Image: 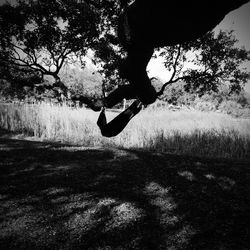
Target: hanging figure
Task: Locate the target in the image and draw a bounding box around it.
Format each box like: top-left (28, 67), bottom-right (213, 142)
top-left (74, 0), bottom-right (249, 137)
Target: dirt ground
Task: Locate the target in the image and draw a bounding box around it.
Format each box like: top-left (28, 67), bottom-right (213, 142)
top-left (0, 130), bottom-right (250, 250)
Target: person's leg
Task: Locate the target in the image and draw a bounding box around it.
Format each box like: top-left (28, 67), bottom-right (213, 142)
top-left (105, 84), bottom-right (137, 108)
top-left (72, 84), bottom-right (137, 111)
top-left (119, 46), bottom-right (157, 105)
top-left (97, 100), bottom-right (142, 137)
top-left (86, 84), bottom-right (137, 111)
top-left (97, 107), bottom-right (107, 128)
top-left (73, 47), bottom-right (156, 111)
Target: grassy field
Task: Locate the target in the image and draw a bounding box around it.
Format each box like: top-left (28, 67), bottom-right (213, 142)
top-left (0, 102), bottom-right (250, 159)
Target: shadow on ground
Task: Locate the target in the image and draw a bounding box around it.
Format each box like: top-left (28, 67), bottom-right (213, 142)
top-left (0, 131), bottom-right (249, 249)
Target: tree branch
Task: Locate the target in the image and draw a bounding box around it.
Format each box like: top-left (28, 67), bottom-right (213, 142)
top-left (157, 45), bottom-right (183, 97)
top-left (157, 76), bottom-right (186, 97)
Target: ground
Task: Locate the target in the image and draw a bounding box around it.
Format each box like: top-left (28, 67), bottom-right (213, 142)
top-left (0, 130), bottom-right (250, 250)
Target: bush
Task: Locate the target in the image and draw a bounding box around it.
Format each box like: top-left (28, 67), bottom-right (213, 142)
top-left (194, 100), bottom-right (217, 111)
top-left (218, 100), bottom-right (243, 117)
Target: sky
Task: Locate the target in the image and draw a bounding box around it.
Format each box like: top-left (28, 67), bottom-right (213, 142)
top-left (148, 2), bottom-right (250, 91)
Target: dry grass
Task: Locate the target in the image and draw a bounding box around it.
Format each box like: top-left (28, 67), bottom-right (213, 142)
top-left (0, 102), bottom-right (249, 159)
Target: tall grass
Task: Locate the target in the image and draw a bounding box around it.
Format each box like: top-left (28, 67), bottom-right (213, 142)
top-left (0, 102), bottom-right (250, 159)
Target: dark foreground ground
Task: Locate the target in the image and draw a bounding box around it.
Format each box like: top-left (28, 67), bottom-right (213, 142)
top-left (0, 130), bottom-right (250, 250)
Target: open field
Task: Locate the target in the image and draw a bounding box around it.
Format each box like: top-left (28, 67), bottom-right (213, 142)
top-left (0, 129), bottom-right (249, 249)
top-left (0, 102), bottom-right (250, 159)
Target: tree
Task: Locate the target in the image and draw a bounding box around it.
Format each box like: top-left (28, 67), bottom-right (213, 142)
top-left (0, 0), bottom-right (99, 92)
top-left (156, 43), bottom-right (191, 97)
top-left (0, 58), bottom-right (43, 100)
top-left (158, 30), bottom-right (250, 97)
top-left (89, 0), bottom-right (125, 97)
top-left (0, 0), bottom-right (126, 100)
top-left (59, 63), bottom-right (103, 98)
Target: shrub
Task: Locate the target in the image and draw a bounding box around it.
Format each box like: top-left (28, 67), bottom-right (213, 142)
top-left (218, 100), bottom-right (243, 117)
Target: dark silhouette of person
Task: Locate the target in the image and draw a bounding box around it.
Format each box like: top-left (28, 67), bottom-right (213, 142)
top-left (76, 0), bottom-right (249, 137)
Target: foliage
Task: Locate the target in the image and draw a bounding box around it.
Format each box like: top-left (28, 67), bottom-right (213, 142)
top-left (184, 30), bottom-right (249, 94)
top-left (93, 40), bottom-right (126, 95)
top-left (92, 19), bottom-right (249, 100)
top-left (0, 0), bottom-right (99, 84)
top-left (59, 64), bottom-right (103, 98)
top-left (159, 81), bottom-right (195, 105)
top-left (0, 0), bottom-right (126, 99)
top-left (0, 1), bottom-right (249, 104)
top-left (156, 44), bottom-right (191, 96)
top-left (155, 76), bottom-right (250, 117)
top-left (0, 61), bottom-right (42, 99)
top-left (152, 30), bottom-right (250, 98)
top-left (86, 0), bottom-right (131, 94)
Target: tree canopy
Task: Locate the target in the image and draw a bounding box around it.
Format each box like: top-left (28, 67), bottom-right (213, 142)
top-left (0, 0), bottom-right (99, 83)
top-left (157, 30), bottom-right (249, 97)
top-left (0, 0), bottom-right (249, 103)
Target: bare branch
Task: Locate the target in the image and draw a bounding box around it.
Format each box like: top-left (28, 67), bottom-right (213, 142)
top-left (169, 45), bottom-right (182, 81)
top-left (13, 49), bottom-right (21, 60)
top-left (47, 46), bottom-right (59, 68)
top-left (56, 55), bottom-right (67, 74)
top-left (8, 42), bottom-right (36, 66)
top-left (157, 45), bottom-right (183, 97)
top-left (157, 76), bottom-right (186, 97)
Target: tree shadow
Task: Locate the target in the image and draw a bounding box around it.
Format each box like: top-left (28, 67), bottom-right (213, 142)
top-left (0, 135), bottom-right (249, 249)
